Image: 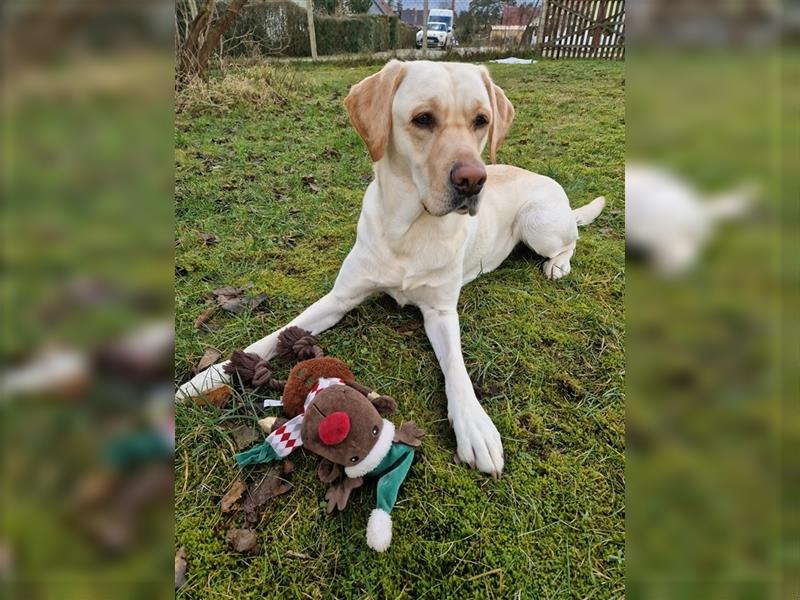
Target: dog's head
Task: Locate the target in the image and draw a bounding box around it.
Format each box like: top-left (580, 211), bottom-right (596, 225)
top-left (344, 60), bottom-right (515, 217)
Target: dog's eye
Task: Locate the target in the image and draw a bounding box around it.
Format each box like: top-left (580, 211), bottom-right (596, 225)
top-left (372, 426), bottom-right (379, 436)
top-left (474, 115), bottom-right (489, 128)
top-left (350, 456), bottom-right (359, 463)
top-left (412, 113), bottom-right (434, 128)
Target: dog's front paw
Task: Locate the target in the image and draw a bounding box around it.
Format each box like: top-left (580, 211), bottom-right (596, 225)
top-left (544, 255), bottom-right (572, 280)
top-left (176, 362), bottom-right (231, 401)
top-left (450, 401), bottom-right (504, 477)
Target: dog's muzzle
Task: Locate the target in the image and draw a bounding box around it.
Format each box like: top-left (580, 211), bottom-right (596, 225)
top-left (452, 195), bottom-right (481, 216)
top-left (448, 160), bottom-right (486, 216)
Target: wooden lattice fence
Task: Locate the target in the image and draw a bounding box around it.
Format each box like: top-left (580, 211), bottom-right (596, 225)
top-left (536, 0), bottom-right (625, 59)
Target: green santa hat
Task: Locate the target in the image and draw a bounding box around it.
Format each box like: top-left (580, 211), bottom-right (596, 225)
top-left (343, 421), bottom-right (416, 552)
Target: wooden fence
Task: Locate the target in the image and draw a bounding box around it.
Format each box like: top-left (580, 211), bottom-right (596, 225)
top-left (536, 0), bottom-right (625, 59)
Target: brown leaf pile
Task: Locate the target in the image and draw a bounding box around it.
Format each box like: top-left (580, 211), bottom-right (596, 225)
top-left (217, 461), bottom-right (293, 533)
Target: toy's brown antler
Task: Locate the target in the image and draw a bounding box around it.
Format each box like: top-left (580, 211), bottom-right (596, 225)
top-left (394, 422), bottom-right (424, 448)
top-left (224, 351), bottom-right (286, 390)
top-left (275, 326), bottom-right (324, 362)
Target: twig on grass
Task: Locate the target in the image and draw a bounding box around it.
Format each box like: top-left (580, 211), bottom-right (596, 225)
top-left (466, 567), bottom-right (503, 581)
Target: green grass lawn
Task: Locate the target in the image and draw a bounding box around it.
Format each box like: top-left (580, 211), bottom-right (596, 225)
top-left (175, 58), bottom-right (625, 599)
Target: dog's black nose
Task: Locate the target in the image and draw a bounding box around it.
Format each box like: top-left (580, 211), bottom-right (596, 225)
top-left (450, 161), bottom-right (487, 197)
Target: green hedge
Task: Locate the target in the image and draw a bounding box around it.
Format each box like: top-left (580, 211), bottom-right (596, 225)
top-left (224, 1), bottom-right (416, 57)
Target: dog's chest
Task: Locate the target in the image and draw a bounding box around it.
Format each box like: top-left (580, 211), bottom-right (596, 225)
top-left (369, 234), bottom-right (465, 306)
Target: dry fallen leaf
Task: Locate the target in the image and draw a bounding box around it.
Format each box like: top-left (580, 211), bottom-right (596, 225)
top-left (209, 287), bottom-right (268, 314)
top-left (225, 528), bottom-right (258, 554)
top-left (189, 383), bottom-right (231, 408)
top-left (211, 286), bottom-right (243, 313)
top-left (230, 424), bottom-right (260, 450)
top-left (212, 286), bottom-right (240, 297)
top-left (194, 347), bottom-right (222, 374)
top-left (245, 293), bottom-right (268, 311)
top-left (242, 461), bottom-right (294, 524)
top-left (393, 320), bottom-right (423, 335)
top-left (302, 175), bottom-right (321, 193)
top-left (175, 547), bottom-right (187, 589)
top-left (220, 479), bottom-right (247, 513)
top-left (194, 306), bottom-right (216, 329)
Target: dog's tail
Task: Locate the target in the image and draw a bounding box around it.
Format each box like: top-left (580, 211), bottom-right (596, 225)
top-left (573, 196), bottom-right (606, 226)
top-left (704, 184), bottom-right (755, 222)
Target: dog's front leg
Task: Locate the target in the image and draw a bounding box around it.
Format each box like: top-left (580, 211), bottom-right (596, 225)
top-left (421, 305), bottom-right (504, 476)
top-left (177, 281), bottom-right (372, 401)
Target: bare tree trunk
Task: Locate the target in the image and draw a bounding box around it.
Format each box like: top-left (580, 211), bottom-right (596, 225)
top-left (177, 0), bottom-right (216, 84)
top-left (178, 0), bottom-right (250, 85)
top-left (196, 0), bottom-right (248, 75)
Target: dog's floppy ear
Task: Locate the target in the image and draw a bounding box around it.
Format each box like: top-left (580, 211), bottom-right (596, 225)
top-left (480, 67), bottom-right (515, 164)
top-left (344, 60), bottom-right (406, 163)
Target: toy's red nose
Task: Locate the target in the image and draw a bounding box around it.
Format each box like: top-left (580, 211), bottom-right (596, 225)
top-left (318, 411), bottom-right (350, 445)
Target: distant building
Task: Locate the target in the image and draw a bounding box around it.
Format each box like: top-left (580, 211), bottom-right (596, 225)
top-left (399, 8), bottom-right (425, 27)
top-left (501, 4), bottom-right (539, 27)
top-left (489, 25), bottom-right (527, 44)
top-left (489, 4), bottom-right (540, 45)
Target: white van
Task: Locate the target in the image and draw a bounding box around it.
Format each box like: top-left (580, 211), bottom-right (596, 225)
top-left (428, 8), bottom-right (454, 34)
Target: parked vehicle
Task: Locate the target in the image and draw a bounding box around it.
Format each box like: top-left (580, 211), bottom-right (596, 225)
top-left (428, 8), bottom-right (454, 34)
top-left (415, 22), bottom-right (452, 49)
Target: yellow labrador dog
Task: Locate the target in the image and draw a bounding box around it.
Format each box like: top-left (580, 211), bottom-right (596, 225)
top-left (178, 60), bottom-right (605, 476)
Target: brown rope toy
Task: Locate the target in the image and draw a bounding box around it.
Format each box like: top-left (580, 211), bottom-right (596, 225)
top-left (223, 327), bottom-right (323, 391)
top-left (224, 327), bottom-right (359, 418)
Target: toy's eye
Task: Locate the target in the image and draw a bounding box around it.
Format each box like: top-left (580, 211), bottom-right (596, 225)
top-left (350, 456), bottom-right (359, 463)
top-left (372, 426), bottom-right (379, 436)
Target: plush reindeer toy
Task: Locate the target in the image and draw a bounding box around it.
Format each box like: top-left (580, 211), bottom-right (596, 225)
top-left (225, 327), bottom-right (423, 552)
